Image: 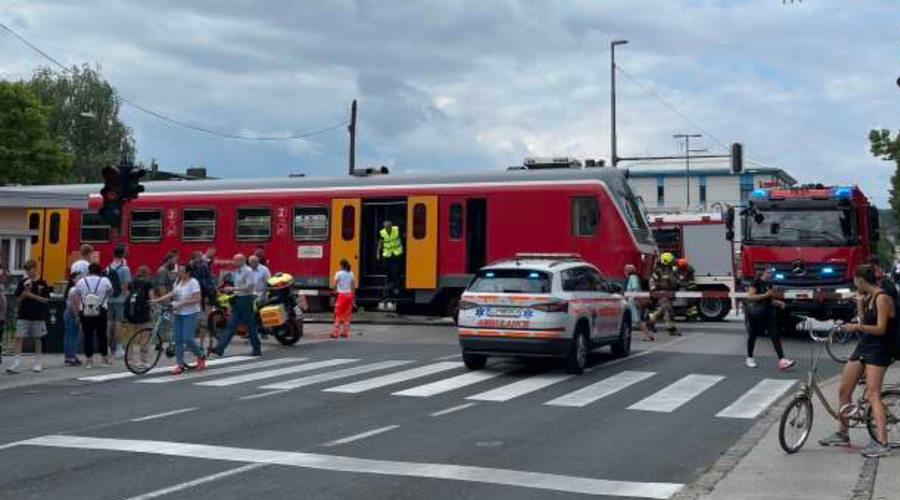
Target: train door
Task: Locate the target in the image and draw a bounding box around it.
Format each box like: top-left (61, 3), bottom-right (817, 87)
top-left (329, 199), bottom-right (361, 287)
top-left (25, 209), bottom-right (70, 285)
top-left (466, 198), bottom-right (487, 273)
top-left (405, 196), bottom-right (438, 289)
top-left (359, 199), bottom-right (407, 291)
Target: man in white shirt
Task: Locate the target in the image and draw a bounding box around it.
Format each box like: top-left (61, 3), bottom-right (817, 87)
top-left (247, 255), bottom-right (271, 299)
top-left (70, 244), bottom-right (94, 277)
top-left (212, 254), bottom-right (261, 357)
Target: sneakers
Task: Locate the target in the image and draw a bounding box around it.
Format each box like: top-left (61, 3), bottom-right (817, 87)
top-left (861, 440), bottom-right (892, 458)
top-left (746, 357), bottom-right (758, 368)
top-left (32, 364), bottom-right (42, 373)
top-left (196, 357), bottom-right (207, 371)
top-left (6, 361), bottom-right (20, 374)
top-left (778, 358), bottom-right (796, 371)
top-left (170, 365), bottom-right (185, 375)
top-left (819, 431), bottom-right (851, 447)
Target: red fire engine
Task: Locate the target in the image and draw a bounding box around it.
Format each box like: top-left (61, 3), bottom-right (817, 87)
top-left (21, 167), bottom-right (657, 316)
top-left (732, 185), bottom-right (880, 320)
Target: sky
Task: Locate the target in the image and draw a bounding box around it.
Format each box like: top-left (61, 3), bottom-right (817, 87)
top-left (0, 0), bottom-right (898, 205)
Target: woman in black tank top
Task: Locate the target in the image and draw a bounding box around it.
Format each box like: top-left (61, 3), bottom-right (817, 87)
top-left (820, 265), bottom-right (894, 457)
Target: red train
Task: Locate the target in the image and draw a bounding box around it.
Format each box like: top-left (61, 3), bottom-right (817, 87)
top-left (22, 168), bottom-right (657, 315)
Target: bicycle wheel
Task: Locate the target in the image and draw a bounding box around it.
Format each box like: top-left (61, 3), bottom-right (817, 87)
top-left (867, 389), bottom-right (900, 448)
top-left (826, 329), bottom-right (861, 364)
top-left (125, 328), bottom-right (162, 375)
top-left (779, 395), bottom-right (813, 453)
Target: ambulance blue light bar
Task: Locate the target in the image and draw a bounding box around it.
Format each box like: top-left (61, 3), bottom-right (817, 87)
top-left (832, 187), bottom-right (852, 198)
top-left (751, 189), bottom-right (768, 199)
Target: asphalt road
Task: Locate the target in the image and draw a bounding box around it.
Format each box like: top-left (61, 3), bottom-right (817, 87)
top-left (0, 320), bottom-right (839, 500)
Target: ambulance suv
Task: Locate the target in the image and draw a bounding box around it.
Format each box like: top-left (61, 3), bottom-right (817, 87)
top-left (457, 254), bottom-right (632, 374)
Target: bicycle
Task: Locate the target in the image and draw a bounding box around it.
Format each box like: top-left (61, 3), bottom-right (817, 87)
top-left (778, 316), bottom-right (900, 453)
top-left (124, 305), bottom-right (201, 375)
top-left (825, 324), bottom-right (862, 364)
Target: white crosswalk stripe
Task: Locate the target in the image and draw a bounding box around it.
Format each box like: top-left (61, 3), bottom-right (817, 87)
top-left (324, 362), bottom-right (463, 394)
top-left (628, 374), bottom-right (725, 413)
top-left (392, 368), bottom-right (511, 397)
top-left (137, 358), bottom-right (304, 384)
top-left (77, 356), bottom-right (254, 382)
top-left (716, 379), bottom-right (797, 419)
top-left (259, 360), bottom-right (414, 390)
top-left (467, 373), bottom-right (573, 402)
top-left (544, 371), bottom-right (657, 407)
top-left (196, 359), bottom-right (358, 387)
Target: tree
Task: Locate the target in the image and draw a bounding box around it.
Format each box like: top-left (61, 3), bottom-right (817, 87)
top-left (0, 81), bottom-right (73, 185)
top-left (870, 129), bottom-right (900, 222)
top-left (26, 64), bottom-right (135, 182)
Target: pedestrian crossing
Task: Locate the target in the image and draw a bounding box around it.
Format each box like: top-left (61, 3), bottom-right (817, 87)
top-left (88, 355), bottom-right (797, 420)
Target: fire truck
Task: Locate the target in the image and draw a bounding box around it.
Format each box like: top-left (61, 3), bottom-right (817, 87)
top-left (649, 211), bottom-right (735, 321)
top-left (732, 185), bottom-right (880, 320)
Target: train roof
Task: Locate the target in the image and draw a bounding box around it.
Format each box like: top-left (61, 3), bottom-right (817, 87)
top-left (2, 167), bottom-right (637, 198)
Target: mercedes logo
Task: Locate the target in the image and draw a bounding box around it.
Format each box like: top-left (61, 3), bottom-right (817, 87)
top-left (791, 260), bottom-right (806, 275)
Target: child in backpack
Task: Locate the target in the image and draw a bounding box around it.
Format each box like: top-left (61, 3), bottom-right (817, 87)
top-left (331, 259), bottom-right (355, 339)
top-left (72, 263), bottom-right (114, 368)
top-left (7, 260), bottom-right (50, 374)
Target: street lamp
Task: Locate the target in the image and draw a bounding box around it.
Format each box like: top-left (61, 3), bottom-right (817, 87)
top-left (673, 134), bottom-right (702, 208)
top-left (610, 39), bottom-right (628, 167)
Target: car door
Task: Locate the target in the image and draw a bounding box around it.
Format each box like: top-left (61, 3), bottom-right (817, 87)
top-left (562, 266), bottom-right (601, 341)
top-left (586, 267), bottom-right (622, 338)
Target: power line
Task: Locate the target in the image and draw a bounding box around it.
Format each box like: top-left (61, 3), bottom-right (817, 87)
top-left (0, 21), bottom-right (348, 141)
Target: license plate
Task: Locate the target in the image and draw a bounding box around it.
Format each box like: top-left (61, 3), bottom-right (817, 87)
top-left (786, 289), bottom-right (813, 299)
top-left (488, 307), bottom-right (521, 318)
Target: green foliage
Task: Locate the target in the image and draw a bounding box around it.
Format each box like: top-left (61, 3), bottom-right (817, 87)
top-left (0, 81), bottom-right (73, 185)
top-left (26, 64), bottom-right (135, 182)
top-left (870, 129), bottom-right (900, 224)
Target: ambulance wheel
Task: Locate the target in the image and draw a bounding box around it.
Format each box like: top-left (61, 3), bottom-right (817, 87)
top-left (565, 327), bottom-right (589, 375)
top-left (611, 316), bottom-right (632, 358)
top-left (462, 351), bottom-right (488, 370)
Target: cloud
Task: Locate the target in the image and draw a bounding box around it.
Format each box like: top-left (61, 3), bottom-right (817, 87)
top-left (0, 0), bottom-right (898, 205)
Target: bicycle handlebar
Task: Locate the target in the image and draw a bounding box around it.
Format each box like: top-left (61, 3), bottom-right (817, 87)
top-left (793, 315), bottom-right (844, 342)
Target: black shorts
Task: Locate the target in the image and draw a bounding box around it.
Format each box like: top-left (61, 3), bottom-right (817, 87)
top-left (849, 345), bottom-right (894, 367)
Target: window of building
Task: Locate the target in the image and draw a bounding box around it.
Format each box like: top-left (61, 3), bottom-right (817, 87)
top-left (341, 205), bottom-right (355, 241)
top-left (571, 197), bottom-right (599, 237)
top-left (130, 210), bottom-right (163, 242)
top-left (293, 206), bottom-right (329, 241)
top-left (699, 176), bottom-right (707, 206)
top-left (49, 213), bottom-right (61, 244)
top-left (236, 208), bottom-right (271, 240)
top-left (80, 212), bottom-right (110, 242)
top-left (0, 237), bottom-right (29, 274)
top-left (182, 208), bottom-right (216, 241)
top-left (657, 177), bottom-right (665, 207)
top-left (412, 203), bottom-right (427, 240)
top-left (449, 203), bottom-right (463, 240)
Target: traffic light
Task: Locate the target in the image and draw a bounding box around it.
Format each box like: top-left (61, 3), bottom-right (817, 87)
top-left (119, 163), bottom-right (147, 201)
top-left (731, 142), bottom-right (743, 174)
top-left (99, 166), bottom-right (123, 228)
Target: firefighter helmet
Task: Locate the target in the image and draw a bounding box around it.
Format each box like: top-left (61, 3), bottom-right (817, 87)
top-left (660, 252), bottom-right (675, 265)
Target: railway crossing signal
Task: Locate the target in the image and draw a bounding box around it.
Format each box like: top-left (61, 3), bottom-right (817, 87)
top-left (119, 163), bottom-right (147, 201)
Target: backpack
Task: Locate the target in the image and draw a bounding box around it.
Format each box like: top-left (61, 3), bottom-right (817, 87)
top-left (81, 277), bottom-right (105, 317)
top-left (125, 281), bottom-right (150, 324)
top-left (107, 263), bottom-right (125, 297)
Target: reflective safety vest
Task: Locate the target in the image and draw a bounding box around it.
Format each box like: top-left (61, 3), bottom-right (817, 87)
top-left (380, 226), bottom-right (403, 258)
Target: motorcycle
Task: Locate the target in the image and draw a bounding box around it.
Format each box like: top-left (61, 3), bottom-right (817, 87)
top-left (257, 272), bottom-right (304, 346)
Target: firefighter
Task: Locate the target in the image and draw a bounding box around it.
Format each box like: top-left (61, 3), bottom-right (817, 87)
top-left (377, 219), bottom-right (404, 299)
top-left (677, 258), bottom-right (699, 321)
top-left (647, 252), bottom-right (682, 336)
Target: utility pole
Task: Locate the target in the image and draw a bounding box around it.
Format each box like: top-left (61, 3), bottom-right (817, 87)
top-left (673, 134), bottom-right (702, 208)
top-left (348, 99), bottom-right (357, 176)
top-left (610, 39), bottom-right (628, 167)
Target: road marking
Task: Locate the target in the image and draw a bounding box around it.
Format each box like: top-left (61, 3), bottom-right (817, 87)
top-left (137, 358), bottom-right (303, 384)
top-left (432, 353), bottom-right (462, 361)
top-left (18, 435), bottom-right (684, 499)
top-left (130, 407), bottom-right (199, 422)
top-left (196, 359), bottom-right (358, 387)
top-left (716, 379), bottom-right (797, 419)
top-left (323, 425), bottom-right (400, 447)
top-left (584, 350), bottom-right (652, 373)
top-left (121, 463), bottom-right (267, 500)
top-left (628, 374), bottom-right (725, 413)
top-left (430, 402), bottom-right (479, 417)
top-left (238, 389), bottom-right (290, 401)
top-left (259, 360), bottom-right (413, 390)
top-left (324, 362), bottom-right (463, 393)
top-left (393, 369), bottom-right (510, 397)
top-left (467, 373), bottom-right (572, 402)
top-left (77, 356), bottom-right (254, 382)
top-left (544, 371), bottom-right (657, 407)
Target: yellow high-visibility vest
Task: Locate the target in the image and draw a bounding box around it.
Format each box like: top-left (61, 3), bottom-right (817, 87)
top-left (380, 226), bottom-right (403, 258)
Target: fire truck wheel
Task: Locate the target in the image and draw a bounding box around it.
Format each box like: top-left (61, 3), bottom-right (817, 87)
top-left (462, 351), bottom-right (488, 370)
top-left (611, 317), bottom-right (632, 358)
top-left (698, 298), bottom-right (730, 322)
top-left (564, 326), bottom-right (589, 375)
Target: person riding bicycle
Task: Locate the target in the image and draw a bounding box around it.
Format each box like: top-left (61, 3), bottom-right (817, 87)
top-left (152, 263), bottom-right (207, 374)
top-left (819, 265), bottom-right (895, 458)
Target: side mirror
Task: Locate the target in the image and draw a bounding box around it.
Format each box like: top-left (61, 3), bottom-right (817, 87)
top-left (610, 283), bottom-right (624, 294)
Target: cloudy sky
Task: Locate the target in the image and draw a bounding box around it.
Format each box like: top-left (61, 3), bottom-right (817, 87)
top-left (1, 0), bottom-right (898, 204)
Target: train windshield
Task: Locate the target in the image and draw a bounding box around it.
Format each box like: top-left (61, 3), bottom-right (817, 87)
top-left (746, 208), bottom-right (854, 247)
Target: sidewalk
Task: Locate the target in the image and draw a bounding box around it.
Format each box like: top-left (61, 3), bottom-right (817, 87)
top-left (684, 369), bottom-right (900, 500)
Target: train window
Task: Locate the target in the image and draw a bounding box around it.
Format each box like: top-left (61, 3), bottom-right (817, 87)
top-left (29, 213), bottom-right (40, 245)
top-left (130, 210), bottom-right (163, 242)
top-left (80, 212), bottom-right (110, 242)
top-left (341, 205), bottom-right (355, 241)
top-left (293, 207), bottom-right (329, 241)
top-left (183, 208), bottom-right (216, 241)
top-left (413, 203), bottom-right (427, 240)
top-left (49, 213), bottom-right (61, 244)
top-left (449, 203), bottom-right (463, 240)
top-left (236, 208), bottom-right (271, 241)
top-left (571, 197), bottom-right (599, 237)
